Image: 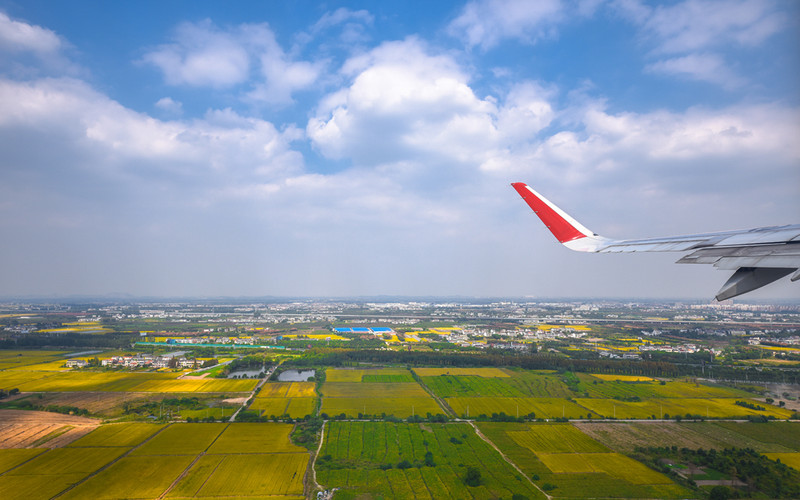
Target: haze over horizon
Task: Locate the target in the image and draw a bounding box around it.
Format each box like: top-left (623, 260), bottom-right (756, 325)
top-left (1, 0), bottom-right (798, 300)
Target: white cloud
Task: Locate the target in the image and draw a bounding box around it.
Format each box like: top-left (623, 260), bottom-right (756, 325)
top-left (309, 38), bottom-right (513, 167)
top-left (0, 11), bottom-right (61, 55)
top-left (141, 20), bottom-right (252, 88)
top-left (448, 0), bottom-right (565, 49)
top-left (154, 96), bottom-right (183, 115)
top-left (641, 0), bottom-right (785, 54)
top-left (0, 77), bottom-right (304, 184)
top-left (615, 0), bottom-right (787, 87)
top-left (143, 19), bottom-right (323, 105)
top-left (645, 53), bottom-right (744, 88)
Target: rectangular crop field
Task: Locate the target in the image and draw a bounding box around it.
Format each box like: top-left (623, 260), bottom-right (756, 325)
top-left (446, 397), bottom-right (587, 419)
top-left (68, 423), bottom-right (166, 448)
top-left (323, 382), bottom-right (428, 398)
top-left (317, 421), bottom-right (544, 499)
top-left (170, 453), bottom-right (308, 497)
top-left (575, 421), bottom-right (800, 454)
top-left (477, 422), bottom-right (692, 499)
top-left (321, 397), bottom-right (441, 418)
top-left (206, 423), bottom-right (304, 454)
top-left (506, 423), bottom-right (609, 453)
top-left (413, 367), bottom-right (510, 377)
top-left (325, 367), bottom-right (413, 383)
top-left (60, 454), bottom-right (197, 500)
top-left (575, 397), bottom-right (795, 419)
top-left (130, 423), bottom-right (227, 455)
top-left (0, 449), bottom-right (46, 473)
top-left (8, 446), bottom-right (127, 476)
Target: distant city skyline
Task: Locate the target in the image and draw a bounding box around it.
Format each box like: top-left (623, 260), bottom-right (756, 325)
top-left (0, 0), bottom-right (798, 300)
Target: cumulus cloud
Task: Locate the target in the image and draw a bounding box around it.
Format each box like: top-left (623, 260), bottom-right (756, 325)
top-left (448, 0), bottom-right (565, 49)
top-left (154, 96), bottom-right (183, 115)
top-left (0, 11), bottom-right (61, 55)
top-left (309, 38), bottom-right (559, 171)
top-left (142, 19), bottom-right (322, 104)
top-left (0, 77), bottom-right (304, 187)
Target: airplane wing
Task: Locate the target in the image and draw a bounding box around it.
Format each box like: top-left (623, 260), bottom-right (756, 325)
top-left (511, 182), bottom-right (800, 301)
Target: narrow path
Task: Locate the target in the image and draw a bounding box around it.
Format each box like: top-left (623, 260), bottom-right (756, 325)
top-left (466, 420), bottom-right (551, 500)
top-left (411, 369), bottom-right (456, 417)
top-left (306, 419), bottom-right (327, 499)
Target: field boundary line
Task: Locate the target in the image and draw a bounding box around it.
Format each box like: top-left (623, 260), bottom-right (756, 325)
top-left (0, 447), bottom-right (48, 477)
top-left (411, 369), bottom-right (456, 417)
top-left (51, 422), bottom-right (173, 499)
top-left (467, 420), bottom-right (552, 500)
top-left (157, 422), bottom-right (230, 499)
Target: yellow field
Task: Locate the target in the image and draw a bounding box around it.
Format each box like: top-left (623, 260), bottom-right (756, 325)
top-left (207, 423), bottom-right (303, 454)
top-left (282, 333), bottom-right (349, 340)
top-left (257, 382), bottom-right (315, 398)
top-left (131, 423), bottom-right (227, 456)
top-left (321, 397), bottom-right (441, 418)
top-left (0, 449), bottom-right (47, 474)
top-left (765, 453), bottom-right (800, 471)
top-left (68, 423), bottom-right (166, 448)
top-left (413, 367), bottom-right (510, 377)
top-left (323, 382), bottom-right (428, 398)
top-left (60, 454), bottom-right (196, 500)
top-left (538, 452), bottom-right (673, 484)
top-left (447, 397), bottom-right (587, 419)
top-left (169, 452), bottom-right (307, 497)
top-left (591, 374), bottom-right (657, 382)
top-left (576, 398), bottom-right (795, 419)
top-left (325, 368), bottom-right (411, 382)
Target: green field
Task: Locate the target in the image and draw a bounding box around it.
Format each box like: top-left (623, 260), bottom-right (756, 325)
top-left (318, 421), bottom-right (545, 499)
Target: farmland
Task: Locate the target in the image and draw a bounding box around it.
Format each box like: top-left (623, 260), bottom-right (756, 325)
top-left (0, 421), bottom-right (310, 499)
top-left (478, 422), bottom-right (693, 498)
top-left (317, 421), bottom-right (544, 499)
top-left (249, 381), bottom-right (317, 418)
top-left (320, 368), bottom-right (443, 418)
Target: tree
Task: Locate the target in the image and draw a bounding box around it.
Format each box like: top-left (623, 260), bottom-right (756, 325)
top-left (709, 485), bottom-right (732, 500)
top-left (464, 466), bottom-right (482, 486)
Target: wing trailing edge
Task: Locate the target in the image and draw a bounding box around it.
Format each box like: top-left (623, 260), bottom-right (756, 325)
top-left (511, 182), bottom-right (800, 300)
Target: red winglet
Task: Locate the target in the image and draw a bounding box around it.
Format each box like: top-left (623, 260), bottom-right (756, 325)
top-left (511, 183), bottom-right (587, 243)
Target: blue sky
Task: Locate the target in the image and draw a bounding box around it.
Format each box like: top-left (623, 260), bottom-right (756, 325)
top-left (0, 0), bottom-right (798, 300)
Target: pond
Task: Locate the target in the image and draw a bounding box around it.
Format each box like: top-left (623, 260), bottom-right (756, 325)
top-left (227, 368), bottom-right (264, 378)
top-left (278, 369), bottom-right (315, 381)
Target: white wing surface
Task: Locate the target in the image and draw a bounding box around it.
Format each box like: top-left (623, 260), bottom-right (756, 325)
top-left (511, 182), bottom-right (800, 301)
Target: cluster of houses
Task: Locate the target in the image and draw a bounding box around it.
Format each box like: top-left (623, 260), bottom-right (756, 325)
top-left (66, 353), bottom-right (198, 369)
